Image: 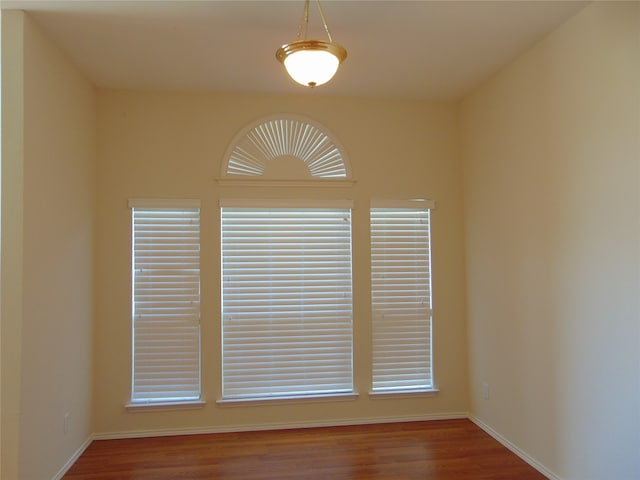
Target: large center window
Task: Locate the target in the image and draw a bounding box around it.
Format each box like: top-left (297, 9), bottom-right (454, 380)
top-left (220, 201), bottom-right (354, 401)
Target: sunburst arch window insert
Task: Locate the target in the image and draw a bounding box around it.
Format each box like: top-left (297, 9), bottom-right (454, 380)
top-left (222, 115), bottom-right (351, 180)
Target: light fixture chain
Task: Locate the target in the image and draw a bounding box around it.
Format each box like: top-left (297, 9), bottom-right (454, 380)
top-left (315, 0), bottom-right (334, 42)
top-left (296, 0), bottom-right (310, 40)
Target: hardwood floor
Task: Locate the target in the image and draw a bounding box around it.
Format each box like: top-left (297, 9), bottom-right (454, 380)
top-left (63, 419), bottom-right (547, 479)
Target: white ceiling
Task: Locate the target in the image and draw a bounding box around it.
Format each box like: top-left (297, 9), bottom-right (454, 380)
top-left (3, 0), bottom-right (588, 99)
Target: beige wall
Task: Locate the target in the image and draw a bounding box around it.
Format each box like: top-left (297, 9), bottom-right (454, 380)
top-left (1, 10), bottom-right (25, 480)
top-left (460, 2), bottom-right (639, 479)
top-left (94, 91), bottom-right (468, 434)
top-left (1, 12), bottom-right (97, 480)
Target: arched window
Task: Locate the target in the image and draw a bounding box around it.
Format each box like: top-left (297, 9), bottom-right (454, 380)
top-left (221, 115), bottom-right (351, 180)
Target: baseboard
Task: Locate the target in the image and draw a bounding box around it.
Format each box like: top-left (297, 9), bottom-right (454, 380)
top-left (468, 416), bottom-right (562, 480)
top-left (92, 411), bottom-right (469, 440)
top-left (52, 434), bottom-right (93, 480)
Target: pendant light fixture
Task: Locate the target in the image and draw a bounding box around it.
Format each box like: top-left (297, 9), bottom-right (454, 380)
top-left (276, 0), bottom-right (347, 88)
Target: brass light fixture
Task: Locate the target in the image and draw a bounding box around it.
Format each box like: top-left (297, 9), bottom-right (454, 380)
top-left (276, 0), bottom-right (347, 88)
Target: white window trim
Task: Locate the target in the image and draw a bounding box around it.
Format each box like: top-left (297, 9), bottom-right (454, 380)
top-left (370, 198), bottom-right (436, 209)
top-left (125, 399), bottom-right (206, 412)
top-left (368, 388), bottom-right (440, 399)
top-left (128, 198), bottom-right (201, 209)
top-left (216, 392), bottom-right (359, 407)
top-left (216, 179), bottom-right (356, 189)
top-left (219, 198), bottom-right (354, 209)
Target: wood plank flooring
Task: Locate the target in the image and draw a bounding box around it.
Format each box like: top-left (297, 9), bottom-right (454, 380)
top-left (63, 419), bottom-right (547, 479)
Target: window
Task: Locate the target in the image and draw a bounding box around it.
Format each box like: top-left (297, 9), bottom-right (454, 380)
top-left (222, 115), bottom-right (350, 179)
top-left (220, 201), bottom-right (354, 401)
top-left (370, 200), bottom-right (435, 393)
top-left (129, 200), bottom-right (201, 404)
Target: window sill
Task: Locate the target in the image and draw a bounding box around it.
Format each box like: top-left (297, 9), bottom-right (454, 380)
top-left (368, 388), bottom-right (440, 400)
top-left (126, 400), bottom-right (206, 412)
top-left (217, 392), bottom-right (359, 407)
top-left (216, 178), bottom-right (356, 189)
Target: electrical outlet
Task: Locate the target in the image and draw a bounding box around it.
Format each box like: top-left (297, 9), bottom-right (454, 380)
top-left (481, 382), bottom-right (490, 400)
top-left (64, 412), bottom-right (71, 435)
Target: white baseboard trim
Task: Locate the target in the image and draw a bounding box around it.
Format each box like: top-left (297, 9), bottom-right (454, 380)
top-left (468, 416), bottom-right (562, 480)
top-left (52, 435), bottom-right (93, 480)
top-left (93, 411), bottom-right (469, 440)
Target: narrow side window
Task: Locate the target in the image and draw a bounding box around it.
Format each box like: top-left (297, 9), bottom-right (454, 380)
top-left (130, 202), bottom-right (201, 405)
top-left (370, 204), bottom-right (434, 393)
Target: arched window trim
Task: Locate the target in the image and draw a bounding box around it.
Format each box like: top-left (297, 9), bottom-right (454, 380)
top-left (218, 114), bottom-right (353, 186)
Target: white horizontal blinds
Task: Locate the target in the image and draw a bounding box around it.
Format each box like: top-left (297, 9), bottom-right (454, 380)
top-left (221, 206), bottom-right (354, 399)
top-left (371, 207), bottom-right (433, 392)
top-left (131, 206), bottom-right (201, 403)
